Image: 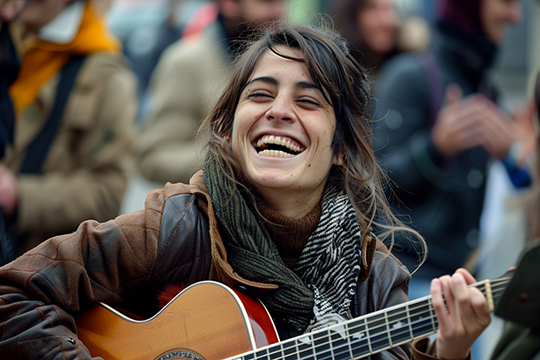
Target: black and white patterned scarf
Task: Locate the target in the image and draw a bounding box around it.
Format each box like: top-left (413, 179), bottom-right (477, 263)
top-left (204, 153), bottom-right (362, 336)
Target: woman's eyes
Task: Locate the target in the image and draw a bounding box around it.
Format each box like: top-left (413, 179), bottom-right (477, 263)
top-left (297, 98), bottom-right (321, 107)
top-left (247, 91), bottom-right (273, 100)
top-left (247, 91), bottom-right (321, 108)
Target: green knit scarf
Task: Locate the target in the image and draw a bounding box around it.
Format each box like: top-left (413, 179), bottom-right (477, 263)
top-left (203, 152), bottom-right (361, 335)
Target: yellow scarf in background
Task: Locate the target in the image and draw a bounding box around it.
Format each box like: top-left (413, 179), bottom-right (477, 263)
top-left (9, 1), bottom-right (121, 115)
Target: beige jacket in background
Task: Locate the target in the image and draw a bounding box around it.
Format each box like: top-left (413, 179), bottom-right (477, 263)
top-left (2, 52), bottom-right (138, 252)
top-left (136, 22), bottom-right (232, 184)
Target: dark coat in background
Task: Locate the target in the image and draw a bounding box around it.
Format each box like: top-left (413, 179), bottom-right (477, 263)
top-left (372, 19), bottom-right (498, 278)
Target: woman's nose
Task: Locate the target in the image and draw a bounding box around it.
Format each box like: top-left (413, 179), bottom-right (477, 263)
top-left (265, 95), bottom-right (295, 122)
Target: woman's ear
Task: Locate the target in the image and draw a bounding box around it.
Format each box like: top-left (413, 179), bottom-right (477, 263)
top-left (333, 146), bottom-right (345, 166)
top-left (333, 155), bottom-right (344, 166)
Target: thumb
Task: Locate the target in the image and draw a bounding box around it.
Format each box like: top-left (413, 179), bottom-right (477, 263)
top-left (443, 83), bottom-right (463, 107)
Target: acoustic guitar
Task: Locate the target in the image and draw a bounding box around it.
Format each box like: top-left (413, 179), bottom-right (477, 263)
top-left (76, 274), bottom-right (512, 360)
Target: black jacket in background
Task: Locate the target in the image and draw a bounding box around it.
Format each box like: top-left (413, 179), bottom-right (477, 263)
top-left (372, 21), bottom-right (498, 278)
top-left (0, 26), bottom-right (19, 159)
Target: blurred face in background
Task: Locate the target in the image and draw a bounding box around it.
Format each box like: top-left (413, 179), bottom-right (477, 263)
top-left (356, 0), bottom-right (398, 54)
top-left (480, 0), bottom-right (521, 44)
top-left (0, 0), bottom-right (26, 29)
top-left (227, 0), bottom-right (287, 30)
top-left (19, 0), bottom-right (74, 32)
top-left (91, 0), bottom-right (112, 15)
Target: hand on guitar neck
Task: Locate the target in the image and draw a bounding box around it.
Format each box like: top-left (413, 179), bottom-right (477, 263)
top-left (431, 268), bottom-right (492, 360)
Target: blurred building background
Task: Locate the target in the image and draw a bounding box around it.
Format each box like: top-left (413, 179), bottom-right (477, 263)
top-left (111, 0), bottom-right (539, 206)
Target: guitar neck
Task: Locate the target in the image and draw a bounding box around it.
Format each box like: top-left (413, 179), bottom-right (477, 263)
top-left (228, 276), bottom-right (512, 360)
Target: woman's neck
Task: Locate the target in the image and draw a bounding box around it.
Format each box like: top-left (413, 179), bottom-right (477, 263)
top-left (255, 188), bottom-right (325, 219)
top-left (258, 200), bottom-right (322, 269)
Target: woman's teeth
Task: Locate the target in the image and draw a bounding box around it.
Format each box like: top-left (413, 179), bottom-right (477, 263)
top-left (255, 135), bottom-right (305, 157)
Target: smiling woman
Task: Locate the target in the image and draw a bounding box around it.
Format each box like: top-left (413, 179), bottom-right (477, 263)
top-left (0, 19), bottom-right (491, 360)
top-left (203, 22), bottom-right (377, 221)
top-left (229, 46), bottom-right (339, 218)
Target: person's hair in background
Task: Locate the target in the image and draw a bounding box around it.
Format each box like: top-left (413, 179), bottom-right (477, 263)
top-left (328, 0), bottom-right (428, 77)
top-left (201, 18), bottom-right (425, 256)
top-left (437, 0), bottom-right (521, 47)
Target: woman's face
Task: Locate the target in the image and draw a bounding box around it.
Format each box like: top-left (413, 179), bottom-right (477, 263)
top-left (231, 47), bottom-right (340, 215)
top-left (356, 0), bottom-right (398, 54)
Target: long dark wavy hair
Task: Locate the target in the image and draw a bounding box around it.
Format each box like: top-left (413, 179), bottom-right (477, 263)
top-left (200, 19), bottom-right (425, 266)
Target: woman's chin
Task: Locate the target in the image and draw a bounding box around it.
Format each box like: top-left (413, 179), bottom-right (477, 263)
top-left (246, 171), bottom-right (296, 191)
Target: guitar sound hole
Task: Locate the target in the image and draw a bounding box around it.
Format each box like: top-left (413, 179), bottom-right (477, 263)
top-left (154, 348), bottom-right (206, 360)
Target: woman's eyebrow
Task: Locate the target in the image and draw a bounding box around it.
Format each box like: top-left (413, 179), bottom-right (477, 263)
top-left (296, 81), bottom-right (321, 92)
top-left (246, 76), bottom-right (278, 87)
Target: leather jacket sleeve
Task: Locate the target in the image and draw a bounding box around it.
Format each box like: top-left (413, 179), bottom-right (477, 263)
top-left (354, 249), bottom-right (413, 359)
top-left (0, 183), bottom-right (211, 359)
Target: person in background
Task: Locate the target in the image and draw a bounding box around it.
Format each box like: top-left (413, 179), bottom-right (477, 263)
top-left (329, 0), bottom-right (428, 81)
top-left (372, 0), bottom-right (529, 297)
top-left (0, 21), bottom-right (490, 360)
top-left (489, 69), bottom-right (540, 360)
top-left (91, 0), bottom-right (112, 14)
top-left (0, 0), bottom-right (25, 159)
top-left (0, 0), bottom-right (137, 254)
top-left (0, 0), bottom-right (25, 266)
top-left (119, 0), bottom-right (188, 109)
top-left (135, 0), bottom-right (287, 185)
top-left (524, 69), bottom-right (540, 243)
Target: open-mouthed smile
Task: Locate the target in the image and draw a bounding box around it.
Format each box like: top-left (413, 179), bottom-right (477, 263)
top-left (254, 135), bottom-right (305, 158)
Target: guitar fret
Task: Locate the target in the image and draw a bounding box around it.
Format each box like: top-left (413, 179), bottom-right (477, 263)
top-left (410, 298), bottom-right (435, 339)
top-left (365, 316), bottom-right (373, 354)
top-left (297, 335), bottom-right (315, 359)
top-left (366, 313), bottom-right (391, 352)
top-left (384, 311), bottom-right (393, 347)
top-left (483, 281), bottom-right (495, 312)
top-left (283, 339), bottom-right (297, 360)
top-left (346, 317), bottom-right (370, 358)
top-left (312, 330), bottom-right (332, 360)
top-left (327, 328), bottom-right (336, 360)
top-left (387, 307), bottom-right (412, 345)
top-left (428, 299), bottom-right (438, 333)
top-left (255, 348), bottom-right (269, 360)
top-left (267, 342), bottom-right (283, 360)
top-left (407, 303), bottom-right (415, 340)
top-left (327, 323), bottom-right (351, 359)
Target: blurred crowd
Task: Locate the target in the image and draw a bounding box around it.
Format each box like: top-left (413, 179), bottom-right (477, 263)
top-left (0, 0), bottom-right (539, 358)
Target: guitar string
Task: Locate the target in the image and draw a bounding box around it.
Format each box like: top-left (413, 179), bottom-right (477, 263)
top-left (247, 279), bottom-right (512, 360)
top-left (249, 292), bottom-right (509, 360)
top-left (244, 278), bottom-right (511, 360)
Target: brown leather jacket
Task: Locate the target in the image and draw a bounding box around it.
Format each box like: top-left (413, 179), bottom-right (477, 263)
top-left (0, 172), bottom-right (441, 359)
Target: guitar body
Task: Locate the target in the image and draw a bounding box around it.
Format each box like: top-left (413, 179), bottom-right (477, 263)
top-left (76, 281), bottom-right (279, 360)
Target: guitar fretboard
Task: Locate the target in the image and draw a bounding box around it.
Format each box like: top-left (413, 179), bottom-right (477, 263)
top-left (228, 277), bottom-right (511, 360)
